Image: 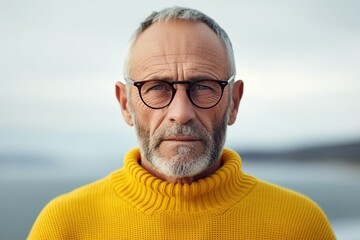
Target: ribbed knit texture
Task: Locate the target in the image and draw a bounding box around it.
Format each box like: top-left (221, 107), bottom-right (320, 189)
top-left (28, 148), bottom-right (335, 239)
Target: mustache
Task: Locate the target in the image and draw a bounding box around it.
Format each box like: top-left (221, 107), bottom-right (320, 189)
top-left (152, 124), bottom-right (208, 148)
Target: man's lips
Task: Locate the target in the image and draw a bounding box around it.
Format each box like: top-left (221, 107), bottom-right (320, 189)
top-left (161, 136), bottom-right (201, 142)
top-left (156, 136), bottom-right (203, 149)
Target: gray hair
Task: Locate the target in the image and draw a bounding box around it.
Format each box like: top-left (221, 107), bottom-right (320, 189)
top-left (123, 6), bottom-right (236, 79)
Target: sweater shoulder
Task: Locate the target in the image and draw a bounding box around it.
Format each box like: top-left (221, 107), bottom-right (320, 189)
top-left (255, 179), bottom-right (319, 205)
top-left (242, 179), bottom-right (335, 238)
top-left (53, 174), bottom-right (112, 203)
top-left (250, 179), bottom-right (326, 214)
top-left (34, 176), bottom-right (110, 215)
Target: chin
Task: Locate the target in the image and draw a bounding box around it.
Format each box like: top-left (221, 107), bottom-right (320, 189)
top-left (152, 150), bottom-right (211, 178)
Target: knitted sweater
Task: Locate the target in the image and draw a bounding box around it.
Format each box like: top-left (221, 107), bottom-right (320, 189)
top-left (28, 148), bottom-right (335, 239)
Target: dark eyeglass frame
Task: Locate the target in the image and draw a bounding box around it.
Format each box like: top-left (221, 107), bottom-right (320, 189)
top-left (125, 75), bottom-right (235, 109)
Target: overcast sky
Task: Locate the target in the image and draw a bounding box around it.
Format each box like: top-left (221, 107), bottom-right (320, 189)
top-left (1, 0), bottom-right (359, 168)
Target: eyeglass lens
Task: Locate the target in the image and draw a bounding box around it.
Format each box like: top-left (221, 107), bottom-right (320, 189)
top-left (139, 80), bottom-right (224, 109)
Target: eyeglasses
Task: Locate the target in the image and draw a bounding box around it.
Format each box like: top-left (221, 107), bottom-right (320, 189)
top-left (125, 75), bottom-right (234, 109)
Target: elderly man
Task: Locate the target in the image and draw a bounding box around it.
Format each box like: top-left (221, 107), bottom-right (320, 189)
top-left (28, 6), bottom-right (335, 239)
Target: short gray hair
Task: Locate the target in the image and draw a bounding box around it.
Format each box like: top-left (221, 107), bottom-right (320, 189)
top-left (123, 6), bottom-right (236, 79)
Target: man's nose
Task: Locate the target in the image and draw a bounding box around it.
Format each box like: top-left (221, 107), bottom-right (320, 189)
top-left (166, 88), bottom-right (196, 125)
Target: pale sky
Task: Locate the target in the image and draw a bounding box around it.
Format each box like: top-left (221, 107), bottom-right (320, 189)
top-left (1, 0), bottom-right (359, 168)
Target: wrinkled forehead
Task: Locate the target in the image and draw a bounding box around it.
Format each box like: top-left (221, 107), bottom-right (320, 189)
top-left (128, 21), bottom-right (230, 79)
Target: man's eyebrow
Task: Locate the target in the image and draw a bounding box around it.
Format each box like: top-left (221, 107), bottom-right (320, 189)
top-left (142, 75), bottom-right (172, 81)
top-left (188, 76), bottom-right (218, 81)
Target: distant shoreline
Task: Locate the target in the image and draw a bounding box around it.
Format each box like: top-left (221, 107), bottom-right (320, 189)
top-left (236, 140), bottom-right (360, 162)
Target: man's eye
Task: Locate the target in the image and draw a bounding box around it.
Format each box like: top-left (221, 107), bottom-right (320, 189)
top-left (149, 85), bottom-right (166, 91)
top-left (143, 81), bottom-right (171, 94)
top-left (193, 84), bottom-right (212, 91)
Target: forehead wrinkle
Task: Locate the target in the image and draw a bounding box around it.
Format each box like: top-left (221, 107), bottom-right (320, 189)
top-left (191, 44), bottom-right (227, 59)
top-left (130, 56), bottom-right (170, 79)
top-left (138, 53), bottom-right (219, 64)
top-left (137, 62), bottom-right (225, 80)
top-left (133, 56), bottom-right (226, 78)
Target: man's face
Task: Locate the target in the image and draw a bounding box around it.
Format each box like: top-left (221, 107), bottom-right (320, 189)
top-left (125, 21), bottom-right (234, 180)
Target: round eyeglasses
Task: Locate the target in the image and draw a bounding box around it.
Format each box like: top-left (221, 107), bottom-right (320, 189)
top-left (125, 75), bottom-right (234, 109)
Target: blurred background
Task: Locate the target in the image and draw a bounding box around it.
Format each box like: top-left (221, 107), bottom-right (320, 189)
top-left (1, 0), bottom-right (359, 239)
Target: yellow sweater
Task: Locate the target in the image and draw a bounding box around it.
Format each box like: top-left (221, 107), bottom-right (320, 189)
top-left (28, 148), bottom-right (335, 239)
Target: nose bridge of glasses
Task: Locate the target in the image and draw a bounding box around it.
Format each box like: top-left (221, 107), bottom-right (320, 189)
top-left (166, 81), bottom-right (193, 107)
top-left (168, 81), bottom-right (192, 101)
top-left (170, 81), bottom-right (192, 91)
top-left (170, 81), bottom-right (188, 95)
top-left (173, 81), bottom-right (200, 103)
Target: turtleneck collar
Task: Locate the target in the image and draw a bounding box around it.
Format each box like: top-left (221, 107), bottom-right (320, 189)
top-left (110, 148), bottom-right (257, 215)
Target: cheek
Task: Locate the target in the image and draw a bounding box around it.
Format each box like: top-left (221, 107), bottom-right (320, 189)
top-left (132, 95), bottom-right (165, 135)
top-left (195, 110), bottom-right (220, 133)
top-left (197, 96), bottom-right (229, 130)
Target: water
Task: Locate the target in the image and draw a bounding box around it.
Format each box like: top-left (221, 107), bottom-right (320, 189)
top-left (1, 160), bottom-right (359, 239)
top-left (0, 177), bottom-right (92, 239)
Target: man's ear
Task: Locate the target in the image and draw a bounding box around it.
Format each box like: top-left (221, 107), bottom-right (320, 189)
top-left (228, 80), bottom-right (244, 125)
top-left (115, 82), bottom-right (134, 126)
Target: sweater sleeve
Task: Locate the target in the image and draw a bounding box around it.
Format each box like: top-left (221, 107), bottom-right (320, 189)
top-left (294, 197), bottom-right (336, 239)
top-left (27, 196), bottom-right (73, 240)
